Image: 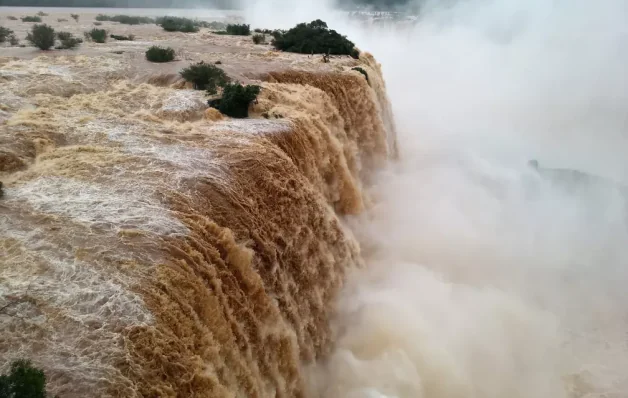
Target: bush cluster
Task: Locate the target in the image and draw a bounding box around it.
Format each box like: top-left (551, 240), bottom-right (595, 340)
top-left (352, 66), bottom-right (369, 82)
top-left (95, 14), bottom-right (154, 25)
top-left (56, 31), bottom-right (82, 49)
top-left (7, 16), bottom-right (18, 21)
top-left (0, 26), bottom-right (13, 43)
top-left (36, 11), bottom-right (48, 16)
top-left (110, 33), bottom-right (134, 41)
top-left (145, 45), bottom-right (175, 62)
top-left (180, 61), bottom-right (230, 94)
top-left (226, 23), bottom-right (250, 36)
top-left (156, 16), bottom-right (199, 33)
top-left (209, 83), bottom-right (260, 118)
top-left (21, 16), bottom-right (42, 23)
top-left (26, 24), bottom-right (55, 50)
top-left (0, 359), bottom-right (48, 398)
top-left (272, 19), bottom-right (359, 58)
top-left (0, 26), bottom-right (18, 45)
top-left (71, 13), bottom-right (79, 22)
top-left (84, 28), bottom-right (107, 43)
top-left (252, 33), bottom-right (265, 44)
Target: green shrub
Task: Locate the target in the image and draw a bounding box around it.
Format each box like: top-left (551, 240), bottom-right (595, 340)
top-left (56, 31), bottom-right (71, 40)
top-left (71, 14), bottom-right (79, 22)
top-left (252, 33), bottom-right (265, 44)
top-left (110, 33), bottom-right (134, 41)
top-left (145, 45), bottom-right (175, 62)
top-left (57, 18), bottom-right (68, 22)
top-left (84, 28), bottom-right (107, 43)
top-left (9, 33), bottom-right (19, 46)
top-left (93, 22), bottom-right (103, 26)
top-left (209, 83), bottom-right (260, 118)
top-left (0, 26), bottom-right (13, 43)
top-left (56, 31), bottom-right (82, 49)
top-left (0, 359), bottom-right (48, 398)
top-left (226, 23), bottom-right (250, 36)
top-left (271, 19), bottom-right (359, 57)
top-left (36, 11), bottom-right (48, 17)
top-left (7, 16), bottom-right (18, 21)
top-left (157, 16), bottom-right (199, 33)
top-left (21, 16), bottom-right (42, 23)
top-left (180, 61), bottom-right (230, 94)
top-left (26, 24), bottom-right (55, 50)
top-left (352, 66), bottom-right (368, 82)
top-left (95, 14), bottom-right (154, 25)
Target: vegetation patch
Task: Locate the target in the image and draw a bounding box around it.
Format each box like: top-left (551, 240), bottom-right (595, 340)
top-left (156, 16), bottom-right (199, 33)
top-left (21, 16), bottom-right (42, 23)
top-left (0, 26), bottom-right (13, 43)
top-left (252, 33), bottom-right (266, 44)
top-left (110, 33), bottom-right (134, 41)
top-left (180, 61), bottom-right (230, 94)
top-left (71, 14), bottom-right (79, 22)
top-left (226, 23), bottom-right (250, 36)
top-left (271, 19), bottom-right (359, 58)
top-left (57, 18), bottom-right (68, 22)
top-left (56, 31), bottom-right (82, 49)
top-left (95, 14), bottom-right (154, 25)
top-left (7, 16), bottom-right (18, 21)
top-left (145, 45), bottom-right (175, 62)
top-left (352, 66), bottom-right (369, 82)
top-left (208, 83), bottom-right (260, 118)
top-left (84, 28), bottom-right (107, 43)
top-left (36, 11), bottom-right (48, 16)
top-left (26, 24), bottom-right (55, 50)
top-left (0, 359), bottom-right (48, 398)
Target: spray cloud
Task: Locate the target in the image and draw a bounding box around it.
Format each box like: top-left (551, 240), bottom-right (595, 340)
top-left (241, 0), bottom-right (628, 396)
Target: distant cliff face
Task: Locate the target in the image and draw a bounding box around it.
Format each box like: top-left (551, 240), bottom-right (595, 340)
top-left (0, 39), bottom-right (396, 397)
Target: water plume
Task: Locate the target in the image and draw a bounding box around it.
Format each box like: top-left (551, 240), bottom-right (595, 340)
top-left (299, 0), bottom-right (628, 397)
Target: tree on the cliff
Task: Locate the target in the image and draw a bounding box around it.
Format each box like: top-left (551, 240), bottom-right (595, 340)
top-left (0, 27), bottom-right (13, 43)
top-left (352, 66), bottom-right (369, 82)
top-left (180, 61), bottom-right (230, 93)
top-left (26, 24), bottom-right (56, 50)
top-left (225, 23), bottom-right (250, 36)
top-left (271, 20), bottom-right (359, 58)
top-left (157, 16), bottom-right (199, 33)
top-left (56, 31), bottom-right (83, 49)
top-left (208, 83), bottom-right (260, 118)
top-left (146, 46), bottom-right (175, 62)
top-left (0, 359), bottom-right (48, 398)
